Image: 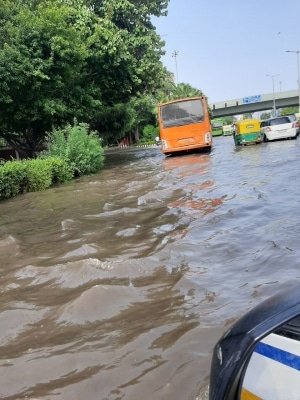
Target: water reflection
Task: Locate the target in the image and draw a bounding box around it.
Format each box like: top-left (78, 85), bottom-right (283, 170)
top-left (162, 153), bottom-right (225, 216)
top-left (163, 153), bottom-right (210, 171)
top-left (170, 196), bottom-right (226, 216)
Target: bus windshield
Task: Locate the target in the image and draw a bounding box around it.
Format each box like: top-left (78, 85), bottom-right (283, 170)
top-left (160, 99), bottom-right (204, 128)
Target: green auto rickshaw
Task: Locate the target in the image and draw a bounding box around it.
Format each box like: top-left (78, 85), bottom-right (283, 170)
top-left (233, 119), bottom-right (262, 145)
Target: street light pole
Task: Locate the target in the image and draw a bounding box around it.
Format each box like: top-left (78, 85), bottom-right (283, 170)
top-left (266, 74), bottom-right (279, 117)
top-left (172, 50), bottom-right (179, 85)
top-left (286, 50), bottom-right (300, 116)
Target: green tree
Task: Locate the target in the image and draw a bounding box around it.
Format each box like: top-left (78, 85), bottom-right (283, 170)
top-left (158, 81), bottom-right (204, 103)
top-left (92, 103), bottom-right (136, 146)
top-left (0, 0), bottom-right (169, 155)
top-left (280, 107), bottom-right (298, 116)
top-left (0, 0), bottom-right (93, 155)
top-left (260, 112), bottom-right (271, 120)
top-left (222, 116), bottom-right (234, 125)
top-left (129, 95), bottom-right (157, 141)
top-left (140, 124), bottom-right (158, 143)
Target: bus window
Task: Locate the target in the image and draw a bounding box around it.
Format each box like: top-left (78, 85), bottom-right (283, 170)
top-left (160, 99), bottom-right (204, 128)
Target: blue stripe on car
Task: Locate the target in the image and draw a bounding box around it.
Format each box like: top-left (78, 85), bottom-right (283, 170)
top-left (254, 342), bottom-right (300, 371)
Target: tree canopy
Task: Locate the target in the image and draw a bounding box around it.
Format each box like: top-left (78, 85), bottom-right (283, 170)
top-left (157, 81), bottom-right (204, 104)
top-left (280, 107), bottom-right (298, 116)
top-left (0, 0), bottom-right (169, 155)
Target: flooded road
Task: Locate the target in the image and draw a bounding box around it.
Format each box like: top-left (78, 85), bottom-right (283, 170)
top-left (1, 137), bottom-right (300, 399)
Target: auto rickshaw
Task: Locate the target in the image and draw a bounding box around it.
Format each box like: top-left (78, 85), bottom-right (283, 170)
top-left (233, 118), bottom-right (262, 145)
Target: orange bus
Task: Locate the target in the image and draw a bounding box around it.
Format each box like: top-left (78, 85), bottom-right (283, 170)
top-left (157, 96), bottom-right (212, 155)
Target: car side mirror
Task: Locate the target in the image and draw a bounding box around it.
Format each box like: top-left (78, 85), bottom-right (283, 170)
top-left (209, 283), bottom-right (300, 400)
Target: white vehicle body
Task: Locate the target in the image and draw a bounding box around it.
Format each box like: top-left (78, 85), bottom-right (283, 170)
top-left (261, 116), bottom-right (297, 141)
top-left (241, 332), bottom-right (300, 399)
top-left (222, 124), bottom-right (234, 135)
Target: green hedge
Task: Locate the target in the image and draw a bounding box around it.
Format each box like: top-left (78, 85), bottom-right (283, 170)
top-left (0, 157), bottom-right (72, 200)
top-left (24, 158), bottom-right (53, 192)
top-left (43, 157), bottom-right (73, 184)
top-left (0, 161), bottom-right (28, 200)
top-left (0, 123), bottom-right (105, 201)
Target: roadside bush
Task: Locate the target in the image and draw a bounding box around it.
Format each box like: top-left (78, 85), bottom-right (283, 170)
top-left (0, 161), bottom-right (28, 200)
top-left (23, 158), bottom-right (53, 192)
top-left (44, 157), bottom-right (72, 184)
top-left (0, 123), bottom-right (104, 201)
top-left (139, 124), bottom-right (158, 143)
top-left (0, 157), bottom-right (73, 200)
top-left (47, 123), bottom-right (104, 176)
top-left (143, 124), bottom-right (158, 137)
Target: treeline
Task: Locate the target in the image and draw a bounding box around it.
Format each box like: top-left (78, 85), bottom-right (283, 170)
top-left (0, 0), bottom-right (169, 155)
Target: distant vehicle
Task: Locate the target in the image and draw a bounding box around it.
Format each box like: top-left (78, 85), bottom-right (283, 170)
top-left (209, 283), bottom-right (300, 400)
top-left (211, 118), bottom-right (224, 137)
top-left (233, 118), bottom-right (262, 145)
top-left (157, 96), bottom-right (212, 155)
top-left (260, 116), bottom-right (297, 142)
top-left (222, 124), bottom-right (234, 136)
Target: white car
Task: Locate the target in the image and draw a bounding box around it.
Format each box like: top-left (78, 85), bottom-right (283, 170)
top-left (222, 124), bottom-right (234, 136)
top-left (260, 116), bottom-right (297, 141)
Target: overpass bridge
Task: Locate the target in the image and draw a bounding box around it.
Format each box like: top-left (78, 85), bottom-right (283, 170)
top-left (210, 89), bottom-right (299, 118)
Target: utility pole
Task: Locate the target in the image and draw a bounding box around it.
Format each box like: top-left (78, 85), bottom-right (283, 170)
top-left (172, 50), bottom-right (179, 85)
top-left (266, 74), bottom-right (279, 117)
top-left (286, 50), bottom-right (300, 116)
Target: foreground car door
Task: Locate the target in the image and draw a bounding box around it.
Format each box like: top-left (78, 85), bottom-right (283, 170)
top-left (209, 283), bottom-right (300, 400)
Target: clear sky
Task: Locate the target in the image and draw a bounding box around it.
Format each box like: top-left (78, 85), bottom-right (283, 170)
top-left (153, 0), bottom-right (300, 103)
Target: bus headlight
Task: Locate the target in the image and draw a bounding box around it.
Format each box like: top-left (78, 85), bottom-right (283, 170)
top-left (161, 139), bottom-right (167, 149)
top-left (205, 132), bottom-right (212, 143)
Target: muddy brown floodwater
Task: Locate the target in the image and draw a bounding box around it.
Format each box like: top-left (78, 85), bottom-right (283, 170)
top-left (1, 137), bottom-right (300, 400)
